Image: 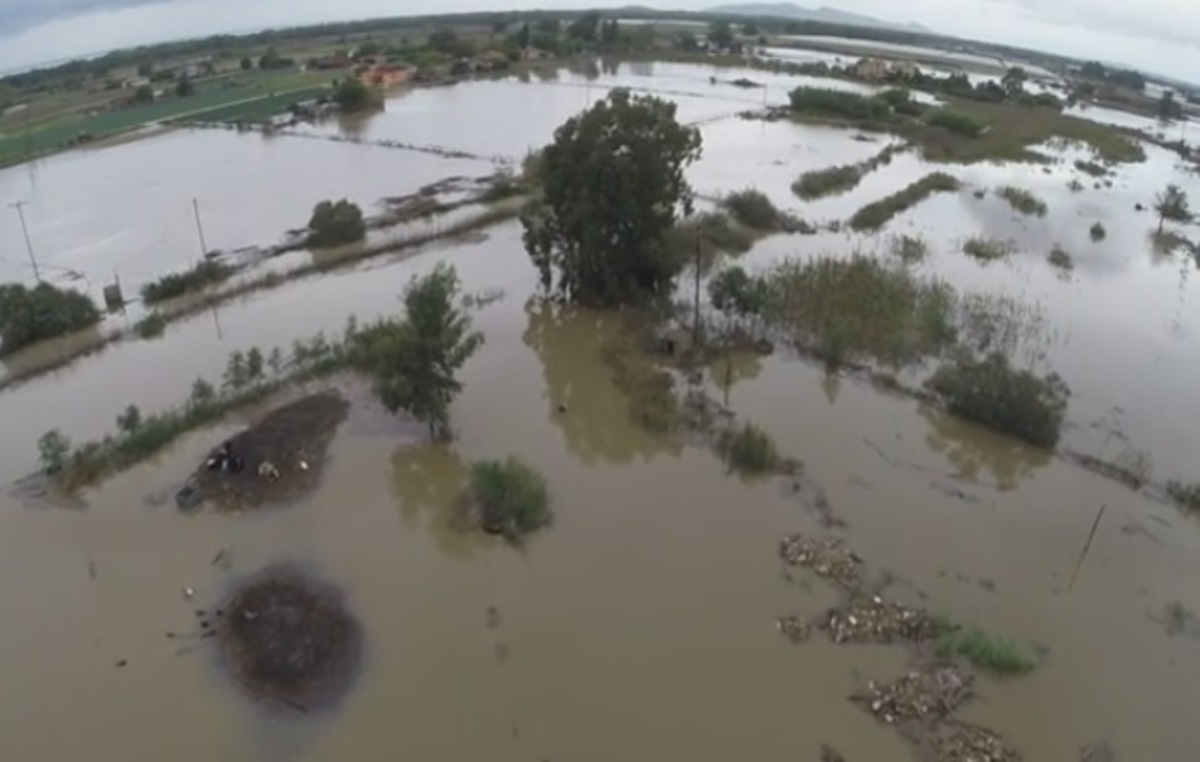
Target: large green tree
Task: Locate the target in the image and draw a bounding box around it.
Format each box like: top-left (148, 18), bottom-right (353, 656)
top-left (521, 89), bottom-right (702, 306)
top-left (351, 264), bottom-right (483, 438)
top-left (0, 282), bottom-right (101, 356)
top-left (1154, 183), bottom-right (1192, 232)
top-left (307, 199), bottom-right (366, 247)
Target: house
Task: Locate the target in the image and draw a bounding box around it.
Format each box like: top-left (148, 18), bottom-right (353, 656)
top-left (357, 63), bottom-right (410, 88)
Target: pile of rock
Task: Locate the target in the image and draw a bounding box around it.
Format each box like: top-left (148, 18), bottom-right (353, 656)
top-left (778, 533), bottom-right (862, 589)
top-left (855, 665), bottom-right (973, 724)
top-left (776, 614), bottom-right (813, 643)
top-left (824, 596), bottom-right (945, 644)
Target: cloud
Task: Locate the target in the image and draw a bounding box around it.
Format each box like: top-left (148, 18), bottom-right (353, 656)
top-left (0, 0), bottom-right (161, 34)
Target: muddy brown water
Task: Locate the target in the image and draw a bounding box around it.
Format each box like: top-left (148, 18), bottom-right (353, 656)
top-left (1, 59), bottom-right (1200, 759)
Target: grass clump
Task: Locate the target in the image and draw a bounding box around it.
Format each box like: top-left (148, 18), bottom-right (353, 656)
top-left (720, 422), bottom-right (779, 475)
top-left (135, 312), bottom-right (167, 339)
top-left (889, 234), bottom-right (929, 264)
top-left (928, 352), bottom-right (1069, 448)
top-left (849, 173), bottom-right (960, 231)
top-left (722, 189), bottom-right (787, 231)
top-left (789, 87), bottom-right (891, 121)
top-left (936, 628), bottom-right (1037, 675)
top-left (792, 164), bottom-right (864, 200)
top-left (997, 186), bottom-right (1048, 217)
top-left (924, 108), bottom-right (987, 137)
top-left (141, 259), bottom-right (235, 304)
top-left (962, 237), bottom-right (1014, 262)
top-left (1090, 222), bottom-right (1108, 241)
top-left (1166, 481), bottom-right (1200, 514)
top-left (1074, 159), bottom-right (1108, 177)
top-left (1048, 245), bottom-right (1074, 272)
top-left (761, 255), bottom-right (957, 366)
top-left (470, 456), bottom-right (552, 538)
top-left (666, 211), bottom-right (759, 267)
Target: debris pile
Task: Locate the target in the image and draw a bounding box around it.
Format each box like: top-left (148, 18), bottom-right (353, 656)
top-left (855, 665), bottom-right (973, 724)
top-left (776, 614), bottom-right (813, 643)
top-left (779, 534), bottom-right (862, 589)
top-left (824, 596), bottom-right (945, 644)
top-left (929, 721), bottom-right (1022, 762)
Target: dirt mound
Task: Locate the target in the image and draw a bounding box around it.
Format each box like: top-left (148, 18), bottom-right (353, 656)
top-left (926, 721), bottom-right (1022, 762)
top-left (779, 534), bottom-right (862, 589)
top-left (187, 391), bottom-right (349, 511)
top-left (824, 596), bottom-right (945, 644)
top-left (855, 664), bottom-right (973, 724)
top-left (218, 567), bottom-right (361, 710)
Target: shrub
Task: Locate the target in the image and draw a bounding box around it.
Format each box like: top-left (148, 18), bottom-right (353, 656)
top-left (962, 237), bottom-right (1014, 262)
top-left (1167, 481), bottom-right (1200, 514)
top-left (141, 259), bottom-right (234, 304)
top-left (1048, 246), bottom-right (1074, 271)
top-left (135, 312), bottom-right (167, 339)
top-left (721, 422), bottom-right (779, 475)
top-left (0, 282), bottom-right (101, 355)
top-left (308, 199), bottom-right (367, 247)
top-left (666, 212), bottom-right (758, 265)
top-left (789, 87), bottom-right (891, 121)
top-left (722, 189), bottom-right (785, 230)
top-left (470, 457), bottom-right (552, 537)
top-left (890, 234), bottom-right (929, 264)
top-left (849, 173), bottom-right (960, 231)
top-left (936, 628), bottom-right (1037, 675)
top-left (792, 164), bottom-right (863, 200)
top-left (332, 77), bottom-right (373, 112)
top-left (1074, 159), bottom-right (1108, 177)
top-left (37, 430), bottom-right (72, 474)
top-left (928, 353), bottom-right (1069, 448)
top-left (1089, 222), bottom-right (1107, 241)
top-left (924, 108), bottom-right (987, 137)
top-left (997, 186), bottom-right (1048, 217)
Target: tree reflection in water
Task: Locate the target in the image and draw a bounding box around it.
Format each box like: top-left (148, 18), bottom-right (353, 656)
top-left (921, 404), bottom-right (1051, 491)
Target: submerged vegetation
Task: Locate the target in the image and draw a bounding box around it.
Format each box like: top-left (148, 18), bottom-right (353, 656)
top-left (720, 422), bottom-right (780, 475)
top-left (889, 234), bottom-right (929, 264)
top-left (936, 628), bottom-right (1037, 675)
top-left (721, 189), bottom-right (795, 232)
top-left (1166, 481), bottom-right (1200, 514)
top-left (924, 108), bottom-right (987, 138)
top-left (1048, 246), bottom-right (1074, 272)
top-left (470, 457), bottom-right (553, 538)
top-left (962, 237), bottom-right (1014, 263)
top-left (0, 282), bottom-right (101, 356)
top-left (141, 259), bottom-right (235, 304)
top-left (1090, 222), bottom-right (1108, 241)
top-left (928, 353), bottom-right (1069, 449)
top-left (848, 172), bottom-right (960, 231)
top-left (791, 144), bottom-right (904, 201)
top-left (307, 199), bottom-right (367, 247)
top-left (997, 186), bottom-right (1048, 217)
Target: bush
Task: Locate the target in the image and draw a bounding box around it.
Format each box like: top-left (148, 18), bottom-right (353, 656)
top-left (721, 422), bottom-right (779, 475)
top-left (0, 282), bottom-right (101, 355)
top-left (470, 457), bottom-right (552, 537)
top-left (1048, 246), bottom-right (1074, 271)
top-left (849, 173), bottom-right (960, 231)
top-left (141, 259), bottom-right (234, 304)
top-left (1074, 159), bottom-right (1108, 177)
top-left (928, 353), bottom-right (1069, 448)
top-left (332, 77), bottom-right (373, 112)
top-left (135, 312), bottom-right (167, 339)
top-left (722, 189), bottom-right (785, 230)
top-left (925, 108), bottom-right (988, 137)
top-left (1167, 481), bottom-right (1200, 514)
top-left (37, 430), bottom-right (72, 474)
top-left (308, 199), bottom-right (367, 247)
top-left (666, 212), bottom-right (758, 265)
top-left (962, 237), bottom-right (1014, 262)
top-left (936, 628), bottom-right (1037, 675)
top-left (997, 186), bottom-right (1048, 217)
top-left (890, 234), bottom-right (929, 264)
top-left (1089, 222), bottom-right (1107, 241)
top-left (792, 164), bottom-right (863, 200)
top-left (789, 86), bottom-right (891, 121)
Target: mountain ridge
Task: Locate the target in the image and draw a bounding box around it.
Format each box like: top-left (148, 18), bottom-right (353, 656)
top-left (705, 3), bottom-right (931, 34)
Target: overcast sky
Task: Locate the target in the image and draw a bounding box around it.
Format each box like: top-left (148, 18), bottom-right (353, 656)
top-left (1, 0), bottom-right (1198, 83)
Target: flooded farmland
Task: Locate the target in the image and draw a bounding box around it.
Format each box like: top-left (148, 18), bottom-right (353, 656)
top-left (2, 59), bottom-right (1200, 761)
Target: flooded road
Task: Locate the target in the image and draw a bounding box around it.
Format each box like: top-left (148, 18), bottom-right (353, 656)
top-left (1, 58), bottom-right (1200, 761)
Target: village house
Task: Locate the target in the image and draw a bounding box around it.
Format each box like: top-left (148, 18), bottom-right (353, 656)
top-left (356, 62), bottom-right (411, 87)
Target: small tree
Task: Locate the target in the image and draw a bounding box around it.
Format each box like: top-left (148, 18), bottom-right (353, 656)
top-left (1001, 67), bottom-right (1027, 100)
top-left (132, 85), bottom-right (154, 103)
top-left (470, 457), bottom-right (552, 538)
top-left (708, 21), bottom-right (736, 51)
top-left (333, 77), bottom-right (371, 112)
top-left (517, 22), bottom-right (532, 50)
top-left (223, 349), bottom-right (248, 391)
top-left (245, 347), bottom-right (265, 382)
top-left (239, 57), bottom-right (253, 71)
top-left (38, 430), bottom-right (72, 475)
top-left (175, 77), bottom-right (195, 97)
top-left (267, 347), bottom-right (285, 376)
top-left (116, 405), bottom-right (142, 434)
top-left (1154, 184), bottom-right (1192, 233)
top-left (307, 199), bottom-right (366, 247)
top-left (1159, 90), bottom-right (1183, 121)
top-left (350, 264), bottom-right (483, 438)
top-left (567, 12), bottom-right (601, 42)
top-left (521, 89), bottom-right (702, 306)
top-left (136, 61), bottom-right (154, 77)
top-left (0, 282), bottom-right (101, 355)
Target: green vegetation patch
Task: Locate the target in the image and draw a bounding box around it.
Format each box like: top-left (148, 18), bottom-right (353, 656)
top-left (470, 457), bottom-right (553, 538)
top-left (1090, 222), bottom-right (1108, 241)
top-left (135, 312), bottom-right (168, 339)
top-left (308, 199), bottom-right (367, 247)
top-left (1167, 482), bottom-right (1200, 514)
top-left (141, 259), bottom-right (235, 304)
top-left (889, 234), bottom-right (929, 264)
top-left (936, 628), bottom-right (1037, 675)
top-left (924, 108), bottom-right (987, 137)
top-left (1074, 158), bottom-right (1109, 177)
top-left (1048, 246), bottom-right (1074, 272)
top-left (997, 186), bottom-right (1048, 217)
top-left (792, 164), bottom-right (864, 200)
top-left (761, 255), bottom-right (957, 366)
top-left (721, 189), bottom-right (789, 231)
top-left (928, 353), bottom-right (1069, 449)
top-left (720, 421), bottom-right (779, 475)
top-left (962, 237), bottom-right (1015, 263)
top-left (848, 173), bottom-right (960, 232)
top-left (788, 86), bottom-right (891, 122)
top-left (0, 282), bottom-right (100, 355)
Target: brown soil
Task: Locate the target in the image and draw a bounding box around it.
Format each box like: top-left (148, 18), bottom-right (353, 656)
top-left (217, 566), bottom-right (362, 711)
top-left (189, 391), bottom-right (349, 510)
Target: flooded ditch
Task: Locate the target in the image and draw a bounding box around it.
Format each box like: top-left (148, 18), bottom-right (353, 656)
top-left (1, 58), bottom-right (1199, 761)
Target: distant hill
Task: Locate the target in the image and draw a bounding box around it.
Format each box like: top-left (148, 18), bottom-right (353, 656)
top-left (706, 3), bottom-right (931, 34)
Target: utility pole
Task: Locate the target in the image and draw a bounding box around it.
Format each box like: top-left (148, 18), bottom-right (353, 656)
top-left (692, 232), bottom-right (702, 350)
top-left (11, 201), bottom-right (42, 283)
top-left (192, 197), bottom-right (209, 261)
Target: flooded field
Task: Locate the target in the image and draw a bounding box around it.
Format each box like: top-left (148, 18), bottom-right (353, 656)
top-left (2, 58), bottom-right (1200, 760)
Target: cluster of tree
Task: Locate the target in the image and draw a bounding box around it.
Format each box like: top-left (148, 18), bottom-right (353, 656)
top-left (307, 200), bottom-right (366, 247)
top-left (258, 47), bottom-right (296, 70)
top-left (521, 89), bottom-right (702, 306)
top-left (348, 264), bottom-right (483, 438)
top-left (0, 282), bottom-right (101, 356)
top-left (1078, 61), bottom-right (1146, 92)
top-left (708, 21), bottom-right (740, 52)
top-left (1158, 90), bottom-right (1184, 121)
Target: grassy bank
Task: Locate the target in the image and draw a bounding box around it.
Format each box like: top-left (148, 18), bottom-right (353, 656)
top-left (849, 173), bottom-right (960, 231)
top-left (792, 143), bottom-right (905, 201)
top-left (142, 259), bottom-right (235, 304)
top-left (996, 186), bottom-right (1048, 217)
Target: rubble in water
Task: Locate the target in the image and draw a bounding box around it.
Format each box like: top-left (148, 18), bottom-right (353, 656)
top-left (928, 721), bottom-right (1022, 762)
top-left (779, 533), bottom-right (862, 589)
top-left (855, 664), bottom-right (973, 724)
top-left (776, 614), bottom-right (813, 643)
top-left (824, 596), bottom-right (945, 644)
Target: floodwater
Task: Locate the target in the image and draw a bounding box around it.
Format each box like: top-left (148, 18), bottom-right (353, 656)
top-left (1, 58), bottom-right (1200, 760)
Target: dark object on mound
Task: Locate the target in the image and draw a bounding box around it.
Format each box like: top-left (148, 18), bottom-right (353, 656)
top-left (190, 391), bottom-right (349, 510)
top-left (175, 480), bottom-right (202, 512)
top-left (218, 567), bottom-right (362, 710)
